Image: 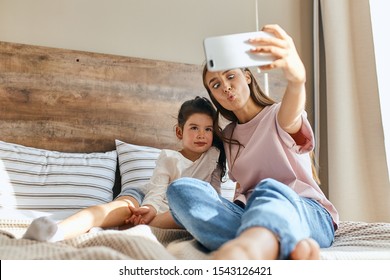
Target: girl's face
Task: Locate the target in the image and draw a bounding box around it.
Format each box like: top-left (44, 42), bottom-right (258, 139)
top-left (204, 69), bottom-right (252, 112)
top-left (176, 113), bottom-right (214, 161)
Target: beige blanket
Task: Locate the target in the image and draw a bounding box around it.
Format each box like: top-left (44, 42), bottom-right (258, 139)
top-left (1, 220), bottom-right (390, 260)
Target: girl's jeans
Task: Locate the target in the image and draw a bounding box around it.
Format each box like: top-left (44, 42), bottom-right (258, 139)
top-left (166, 177), bottom-right (335, 259)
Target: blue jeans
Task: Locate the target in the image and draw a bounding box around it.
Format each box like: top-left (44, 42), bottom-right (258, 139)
top-left (166, 177), bottom-right (335, 259)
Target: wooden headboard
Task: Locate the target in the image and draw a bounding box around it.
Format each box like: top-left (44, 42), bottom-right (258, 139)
top-left (0, 41), bottom-right (286, 153)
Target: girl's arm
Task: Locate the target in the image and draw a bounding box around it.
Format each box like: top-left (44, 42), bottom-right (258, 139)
top-left (140, 151), bottom-right (171, 214)
top-left (251, 24), bottom-right (307, 134)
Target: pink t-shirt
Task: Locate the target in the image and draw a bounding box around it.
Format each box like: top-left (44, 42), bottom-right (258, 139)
top-left (223, 103), bottom-right (339, 226)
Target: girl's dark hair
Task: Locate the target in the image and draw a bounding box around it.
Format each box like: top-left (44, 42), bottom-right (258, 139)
top-left (177, 96), bottom-right (226, 180)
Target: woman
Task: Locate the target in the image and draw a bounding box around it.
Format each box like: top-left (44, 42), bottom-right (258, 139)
top-left (166, 24), bottom-right (338, 260)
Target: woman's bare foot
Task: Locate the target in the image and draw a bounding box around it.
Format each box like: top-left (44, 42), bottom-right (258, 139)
top-left (211, 227), bottom-right (279, 260)
top-left (290, 238), bottom-right (320, 260)
top-left (211, 226), bottom-right (320, 260)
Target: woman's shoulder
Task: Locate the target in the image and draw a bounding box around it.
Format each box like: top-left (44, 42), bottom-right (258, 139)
top-left (264, 102), bottom-right (281, 114)
top-left (223, 121), bottom-right (236, 134)
top-left (254, 103), bottom-right (281, 123)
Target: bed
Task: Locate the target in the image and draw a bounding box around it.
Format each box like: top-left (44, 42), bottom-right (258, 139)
top-left (1, 40), bottom-right (390, 260)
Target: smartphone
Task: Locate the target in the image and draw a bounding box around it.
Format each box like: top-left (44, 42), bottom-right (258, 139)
top-left (203, 31), bottom-right (276, 72)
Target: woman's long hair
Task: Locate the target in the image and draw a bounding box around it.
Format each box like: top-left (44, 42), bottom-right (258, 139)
top-left (202, 66), bottom-right (275, 171)
top-left (202, 66), bottom-right (321, 185)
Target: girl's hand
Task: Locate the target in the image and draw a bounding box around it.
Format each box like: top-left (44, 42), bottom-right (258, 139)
top-left (126, 205), bottom-right (157, 225)
top-left (124, 205), bottom-right (142, 225)
top-left (249, 24), bottom-right (306, 85)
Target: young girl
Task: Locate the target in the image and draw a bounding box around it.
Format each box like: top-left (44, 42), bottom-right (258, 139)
top-left (23, 96), bottom-right (226, 241)
top-left (166, 24), bottom-right (339, 260)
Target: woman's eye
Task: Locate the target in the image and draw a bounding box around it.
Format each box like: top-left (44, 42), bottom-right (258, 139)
top-left (212, 83), bottom-right (220, 89)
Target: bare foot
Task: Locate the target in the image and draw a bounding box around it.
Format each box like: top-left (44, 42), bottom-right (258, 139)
top-left (211, 239), bottom-right (256, 259)
top-left (290, 238), bottom-right (320, 260)
top-left (211, 227), bottom-right (279, 260)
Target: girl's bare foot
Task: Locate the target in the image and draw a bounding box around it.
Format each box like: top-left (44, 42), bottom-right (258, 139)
top-left (290, 238), bottom-right (320, 260)
top-left (211, 227), bottom-right (279, 260)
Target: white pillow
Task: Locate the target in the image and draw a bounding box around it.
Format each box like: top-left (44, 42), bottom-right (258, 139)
top-left (0, 140), bottom-right (117, 218)
top-left (115, 139), bottom-right (161, 193)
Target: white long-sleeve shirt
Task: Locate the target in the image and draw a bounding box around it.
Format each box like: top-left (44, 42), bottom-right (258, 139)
top-left (139, 147), bottom-right (221, 213)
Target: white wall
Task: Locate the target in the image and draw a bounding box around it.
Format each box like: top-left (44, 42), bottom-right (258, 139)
top-left (0, 0), bottom-right (309, 65)
top-left (0, 0), bottom-right (314, 123)
top-left (370, 0), bottom-right (390, 181)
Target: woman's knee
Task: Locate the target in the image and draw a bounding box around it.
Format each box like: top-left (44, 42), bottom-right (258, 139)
top-left (167, 178), bottom-right (185, 207)
top-left (167, 177), bottom-right (208, 205)
top-left (167, 177), bottom-right (195, 199)
top-left (253, 178), bottom-right (297, 200)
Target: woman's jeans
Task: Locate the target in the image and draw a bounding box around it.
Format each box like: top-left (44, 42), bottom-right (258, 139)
top-left (166, 177), bottom-right (335, 259)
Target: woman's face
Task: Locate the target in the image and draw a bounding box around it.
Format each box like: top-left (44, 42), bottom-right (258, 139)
top-left (204, 69), bottom-right (251, 112)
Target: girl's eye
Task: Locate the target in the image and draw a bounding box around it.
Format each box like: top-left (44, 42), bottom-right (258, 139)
top-left (212, 82), bottom-right (220, 89)
top-left (206, 127), bottom-right (213, 132)
top-left (190, 126), bottom-right (198, 130)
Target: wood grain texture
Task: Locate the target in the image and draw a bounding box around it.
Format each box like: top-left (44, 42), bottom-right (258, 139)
top-left (0, 41), bottom-right (208, 152)
top-left (0, 41), bottom-right (286, 153)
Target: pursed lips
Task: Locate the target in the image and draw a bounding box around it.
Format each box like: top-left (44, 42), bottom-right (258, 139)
top-left (226, 92), bottom-right (235, 101)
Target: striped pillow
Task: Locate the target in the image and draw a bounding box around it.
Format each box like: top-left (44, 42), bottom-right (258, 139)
top-left (115, 140), bottom-right (160, 193)
top-left (0, 140), bottom-right (117, 218)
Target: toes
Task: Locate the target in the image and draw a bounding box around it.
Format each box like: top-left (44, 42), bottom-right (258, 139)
top-left (290, 238), bottom-right (320, 260)
top-left (306, 239), bottom-right (320, 259)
